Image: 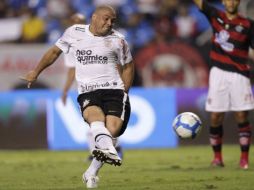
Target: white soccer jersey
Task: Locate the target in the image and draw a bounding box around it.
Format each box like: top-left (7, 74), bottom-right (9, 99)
top-left (55, 24), bottom-right (133, 94)
top-left (63, 51), bottom-right (75, 68)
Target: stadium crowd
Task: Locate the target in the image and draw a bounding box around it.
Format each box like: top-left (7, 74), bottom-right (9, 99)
top-left (0, 0), bottom-right (254, 87)
top-left (0, 0), bottom-right (217, 46)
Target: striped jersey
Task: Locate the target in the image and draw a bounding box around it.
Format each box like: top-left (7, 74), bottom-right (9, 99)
top-left (202, 1), bottom-right (254, 77)
top-left (55, 24), bottom-right (133, 94)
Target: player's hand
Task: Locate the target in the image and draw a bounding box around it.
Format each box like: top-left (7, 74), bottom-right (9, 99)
top-left (20, 70), bottom-right (38, 88)
top-left (61, 92), bottom-right (67, 105)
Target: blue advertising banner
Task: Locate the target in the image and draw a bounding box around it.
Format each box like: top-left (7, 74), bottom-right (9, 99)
top-left (48, 88), bottom-right (178, 149)
top-left (121, 88), bottom-right (177, 148)
top-left (0, 88), bottom-right (178, 150)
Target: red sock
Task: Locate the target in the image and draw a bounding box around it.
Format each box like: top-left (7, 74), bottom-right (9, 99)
top-left (241, 152), bottom-right (248, 161)
top-left (214, 152), bottom-right (222, 160)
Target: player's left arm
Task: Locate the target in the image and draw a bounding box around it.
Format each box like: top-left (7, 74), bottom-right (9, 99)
top-left (121, 61), bottom-right (134, 93)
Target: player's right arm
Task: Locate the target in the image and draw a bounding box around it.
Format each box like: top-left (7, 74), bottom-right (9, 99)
top-left (20, 45), bottom-right (62, 88)
top-left (193, 0), bottom-right (203, 10)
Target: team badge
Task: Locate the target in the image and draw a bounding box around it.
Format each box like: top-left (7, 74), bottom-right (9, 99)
top-left (215, 30), bottom-right (234, 52)
top-left (235, 25), bottom-right (244, 33)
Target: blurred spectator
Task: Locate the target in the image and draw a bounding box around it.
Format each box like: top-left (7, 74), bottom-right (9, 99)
top-left (123, 12), bottom-right (155, 52)
top-left (20, 8), bottom-right (46, 43)
top-left (160, 0), bottom-right (178, 20)
top-left (174, 3), bottom-right (197, 40)
top-left (246, 0), bottom-right (254, 19)
top-left (136, 0), bottom-right (160, 15)
top-left (7, 0), bottom-right (28, 17)
top-left (46, 0), bottom-right (70, 19)
top-left (0, 0), bottom-right (8, 18)
top-left (71, 0), bottom-right (95, 22)
top-left (153, 10), bottom-right (175, 42)
top-left (94, 0), bottom-right (126, 8)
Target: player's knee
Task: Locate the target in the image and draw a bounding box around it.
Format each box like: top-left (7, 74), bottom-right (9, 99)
top-left (234, 111), bottom-right (248, 123)
top-left (210, 112), bottom-right (224, 126)
top-left (107, 126), bottom-right (122, 137)
top-left (83, 106), bottom-right (105, 123)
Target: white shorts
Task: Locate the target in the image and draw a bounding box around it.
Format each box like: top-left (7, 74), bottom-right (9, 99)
top-left (205, 67), bottom-right (254, 112)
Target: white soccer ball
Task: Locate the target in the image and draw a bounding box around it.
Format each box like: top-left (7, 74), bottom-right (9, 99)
top-left (172, 112), bottom-right (202, 139)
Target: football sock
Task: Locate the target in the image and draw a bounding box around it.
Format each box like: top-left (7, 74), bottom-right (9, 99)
top-left (90, 121), bottom-right (115, 151)
top-left (112, 137), bottom-right (119, 147)
top-left (112, 137), bottom-right (123, 158)
top-left (86, 158), bottom-right (103, 176)
top-left (209, 125), bottom-right (223, 160)
top-left (86, 129), bottom-right (95, 154)
top-left (238, 121), bottom-right (251, 161)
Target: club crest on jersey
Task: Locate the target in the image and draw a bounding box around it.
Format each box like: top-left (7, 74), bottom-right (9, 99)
top-left (235, 25), bottom-right (244, 33)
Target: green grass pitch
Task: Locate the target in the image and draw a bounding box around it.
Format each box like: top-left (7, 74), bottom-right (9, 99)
top-left (0, 145), bottom-right (253, 190)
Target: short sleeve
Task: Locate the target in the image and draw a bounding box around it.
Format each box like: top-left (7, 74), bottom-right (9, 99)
top-left (119, 39), bottom-right (133, 65)
top-left (55, 26), bottom-right (73, 54)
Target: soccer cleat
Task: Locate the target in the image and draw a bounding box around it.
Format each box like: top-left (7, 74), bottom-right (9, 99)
top-left (82, 173), bottom-right (99, 189)
top-left (239, 159), bottom-right (249, 170)
top-left (92, 148), bottom-right (122, 166)
top-left (211, 158), bottom-right (224, 167)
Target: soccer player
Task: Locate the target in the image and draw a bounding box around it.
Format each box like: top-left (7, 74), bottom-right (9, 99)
top-left (61, 12), bottom-right (124, 162)
top-left (193, 0), bottom-right (254, 169)
top-left (21, 5), bottom-right (134, 188)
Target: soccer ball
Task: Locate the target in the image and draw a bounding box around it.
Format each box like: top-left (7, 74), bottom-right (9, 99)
top-left (172, 112), bottom-right (202, 139)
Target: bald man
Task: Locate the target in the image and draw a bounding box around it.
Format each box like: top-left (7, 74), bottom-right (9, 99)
top-left (21, 5), bottom-right (134, 188)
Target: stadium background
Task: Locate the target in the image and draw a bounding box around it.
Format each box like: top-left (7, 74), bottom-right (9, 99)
top-left (0, 0), bottom-right (254, 150)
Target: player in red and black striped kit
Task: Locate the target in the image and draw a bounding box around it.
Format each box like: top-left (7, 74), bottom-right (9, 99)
top-left (193, 0), bottom-right (254, 169)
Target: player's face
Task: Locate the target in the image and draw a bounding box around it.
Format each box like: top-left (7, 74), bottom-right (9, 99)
top-left (94, 10), bottom-right (116, 36)
top-left (223, 0), bottom-right (240, 14)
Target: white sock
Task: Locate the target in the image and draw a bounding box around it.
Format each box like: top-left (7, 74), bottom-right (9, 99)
top-left (112, 137), bottom-right (119, 147)
top-left (86, 129), bottom-right (95, 154)
top-left (85, 158), bottom-right (103, 176)
top-left (90, 121), bottom-right (115, 151)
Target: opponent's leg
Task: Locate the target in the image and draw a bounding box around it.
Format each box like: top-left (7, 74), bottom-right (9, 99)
top-left (209, 112), bottom-right (225, 167)
top-left (235, 111), bottom-right (252, 170)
